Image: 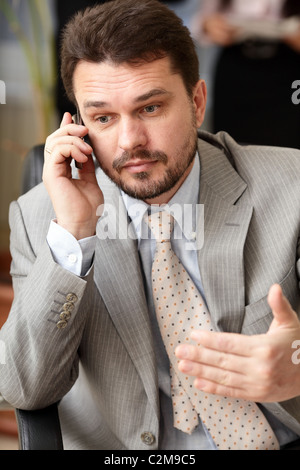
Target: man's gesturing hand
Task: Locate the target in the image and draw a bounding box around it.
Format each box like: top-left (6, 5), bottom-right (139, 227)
top-left (175, 284), bottom-right (300, 402)
top-left (43, 112), bottom-right (104, 240)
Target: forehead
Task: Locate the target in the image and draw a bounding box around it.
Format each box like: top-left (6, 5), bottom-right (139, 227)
top-left (73, 56), bottom-right (184, 104)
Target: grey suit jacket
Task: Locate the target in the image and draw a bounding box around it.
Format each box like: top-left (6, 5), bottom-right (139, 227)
top-left (0, 131), bottom-right (300, 449)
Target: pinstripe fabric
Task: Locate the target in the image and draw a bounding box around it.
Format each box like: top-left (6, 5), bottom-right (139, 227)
top-left (0, 131), bottom-right (300, 449)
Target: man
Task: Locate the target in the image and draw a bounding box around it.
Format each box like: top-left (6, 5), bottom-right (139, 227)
top-left (0, 0), bottom-right (300, 450)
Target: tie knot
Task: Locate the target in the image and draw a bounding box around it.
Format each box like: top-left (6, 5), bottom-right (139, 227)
top-left (147, 211), bottom-right (174, 242)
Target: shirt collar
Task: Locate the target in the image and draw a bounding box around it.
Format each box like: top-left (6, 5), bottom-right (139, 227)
top-left (121, 153), bottom-right (200, 242)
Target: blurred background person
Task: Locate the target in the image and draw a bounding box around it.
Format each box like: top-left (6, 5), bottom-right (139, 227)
top-left (192, 0), bottom-right (300, 148)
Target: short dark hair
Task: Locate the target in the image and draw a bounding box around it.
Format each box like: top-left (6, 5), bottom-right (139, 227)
top-left (60, 0), bottom-right (199, 104)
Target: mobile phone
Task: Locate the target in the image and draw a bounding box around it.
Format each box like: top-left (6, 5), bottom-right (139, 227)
top-left (72, 108), bottom-right (92, 169)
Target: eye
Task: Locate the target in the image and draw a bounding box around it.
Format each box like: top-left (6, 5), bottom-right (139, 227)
top-left (97, 115), bottom-right (112, 124)
top-left (144, 105), bottom-right (159, 114)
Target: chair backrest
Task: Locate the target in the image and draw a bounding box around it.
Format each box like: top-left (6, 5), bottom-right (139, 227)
top-left (16, 403), bottom-right (63, 450)
top-left (21, 144), bottom-right (44, 194)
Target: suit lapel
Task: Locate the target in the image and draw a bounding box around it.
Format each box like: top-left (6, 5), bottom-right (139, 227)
top-left (93, 172), bottom-right (159, 416)
top-left (197, 134), bottom-right (253, 333)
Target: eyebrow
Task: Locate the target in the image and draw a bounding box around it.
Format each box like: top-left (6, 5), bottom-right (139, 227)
top-left (134, 88), bottom-right (172, 103)
top-left (83, 88), bottom-right (172, 109)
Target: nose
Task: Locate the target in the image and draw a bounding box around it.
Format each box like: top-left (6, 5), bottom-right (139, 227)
top-left (118, 117), bottom-right (147, 152)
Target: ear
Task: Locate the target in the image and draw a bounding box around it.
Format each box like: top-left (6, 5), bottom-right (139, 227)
top-left (192, 80), bottom-right (207, 128)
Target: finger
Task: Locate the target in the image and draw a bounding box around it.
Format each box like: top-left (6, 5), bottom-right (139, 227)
top-left (179, 357), bottom-right (270, 401)
top-left (46, 135), bottom-right (93, 157)
top-left (179, 358), bottom-right (245, 387)
top-left (177, 357), bottom-right (246, 388)
top-left (44, 126), bottom-right (90, 160)
top-left (46, 144), bottom-right (90, 166)
top-left (192, 367), bottom-right (278, 402)
top-left (60, 112), bottom-right (73, 127)
top-left (50, 122), bottom-right (88, 140)
top-left (175, 343), bottom-right (248, 375)
top-left (267, 284), bottom-right (299, 329)
top-left (193, 377), bottom-right (247, 399)
top-left (189, 329), bottom-right (256, 357)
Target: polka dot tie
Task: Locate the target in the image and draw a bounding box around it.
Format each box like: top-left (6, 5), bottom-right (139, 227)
top-left (147, 211), bottom-right (279, 450)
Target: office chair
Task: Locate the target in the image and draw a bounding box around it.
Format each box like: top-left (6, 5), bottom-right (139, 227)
top-left (21, 144), bottom-right (44, 195)
top-left (14, 144), bottom-right (64, 449)
top-left (16, 403), bottom-right (63, 450)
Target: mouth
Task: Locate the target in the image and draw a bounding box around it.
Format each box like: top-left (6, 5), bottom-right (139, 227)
top-left (113, 149), bottom-right (168, 175)
top-left (121, 159), bottom-right (158, 174)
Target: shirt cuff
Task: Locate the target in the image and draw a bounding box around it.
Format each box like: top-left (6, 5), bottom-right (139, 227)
top-left (46, 220), bottom-right (96, 276)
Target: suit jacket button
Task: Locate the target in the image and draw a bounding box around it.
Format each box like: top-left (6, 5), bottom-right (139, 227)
top-left (62, 302), bottom-right (75, 312)
top-left (60, 311), bottom-right (71, 321)
top-left (66, 293), bottom-right (78, 303)
top-left (57, 320), bottom-right (68, 329)
top-left (141, 432), bottom-right (155, 446)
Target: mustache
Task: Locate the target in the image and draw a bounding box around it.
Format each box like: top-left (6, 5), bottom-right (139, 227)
top-left (112, 149), bottom-right (168, 173)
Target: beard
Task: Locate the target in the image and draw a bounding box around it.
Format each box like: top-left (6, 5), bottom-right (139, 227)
top-left (98, 111), bottom-right (198, 201)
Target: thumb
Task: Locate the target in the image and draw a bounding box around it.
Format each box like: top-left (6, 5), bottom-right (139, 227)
top-left (267, 284), bottom-right (298, 332)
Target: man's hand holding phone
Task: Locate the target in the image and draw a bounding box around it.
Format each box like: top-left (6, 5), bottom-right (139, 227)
top-left (43, 112), bottom-right (104, 240)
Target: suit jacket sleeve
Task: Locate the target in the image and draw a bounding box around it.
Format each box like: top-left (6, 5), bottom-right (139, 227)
top-left (0, 200), bottom-right (93, 409)
top-left (297, 237), bottom-right (300, 289)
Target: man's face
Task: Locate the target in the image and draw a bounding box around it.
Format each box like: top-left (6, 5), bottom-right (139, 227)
top-left (73, 57), bottom-right (206, 204)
